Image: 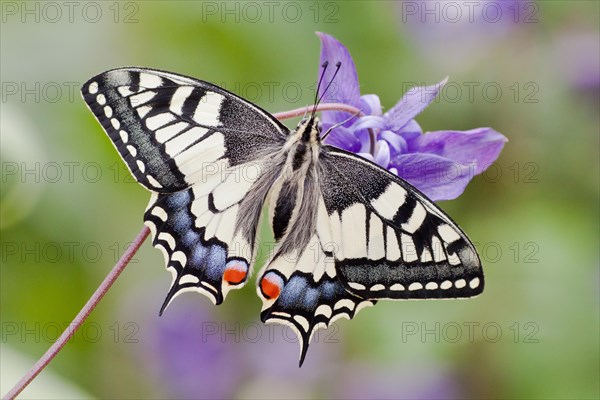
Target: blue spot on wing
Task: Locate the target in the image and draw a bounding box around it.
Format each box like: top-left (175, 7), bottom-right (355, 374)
top-left (275, 274), bottom-right (353, 312)
top-left (303, 287), bottom-right (319, 309)
top-left (260, 271), bottom-right (369, 367)
top-left (320, 281), bottom-right (339, 300)
top-left (190, 245), bottom-right (208, 268)
top-left (204, 245), bottom-right (227, 280)
top-left (181, 230), bottom-right (198, 248)
top-left (145, 188), bottom-right (235, 310)
top-left (278, 276), bottom-right (305, 308)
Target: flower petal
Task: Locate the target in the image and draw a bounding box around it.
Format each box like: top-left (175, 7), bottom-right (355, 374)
top-left (374, 140), bottom-right (391, 168)
top-left (399, 119), bottom-right (423, 139)
top-left (359, 94), bottom-right (382, 116)
top-left (356, 129), bottom-right (372, 153)
top-left (384, 77), bottom-right (448, 131)
top-left (317, 32), bottom-right (361, 126)
top-left (408, 127), bottom-right (508, 175)
top-left (380, 130), bottom-right (408, 155)
top-left (352, 115), bottom-right (386, 131)
top-left (391, 153), bottom-right (474, 201)
top-left (323, 125), bottom-right (363, 153)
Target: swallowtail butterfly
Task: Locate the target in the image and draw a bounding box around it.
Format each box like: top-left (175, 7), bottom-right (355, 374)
top-left (81, 66), bottom-right (483, 365)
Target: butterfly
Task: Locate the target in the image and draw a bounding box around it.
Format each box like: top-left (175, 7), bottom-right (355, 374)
top-left (81, 65), bottom-right (484, 366)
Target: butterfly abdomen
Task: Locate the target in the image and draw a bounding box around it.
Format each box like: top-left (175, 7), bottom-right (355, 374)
top-left (273, 180), bottom-right (298, 240)
top-left (291, 143), bottom-right (308, 171)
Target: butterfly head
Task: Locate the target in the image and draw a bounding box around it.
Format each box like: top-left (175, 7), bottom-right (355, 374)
top-left (296, 114), bottom-right (322, 144)
top-left (293, 60), bottom-right (341, 144)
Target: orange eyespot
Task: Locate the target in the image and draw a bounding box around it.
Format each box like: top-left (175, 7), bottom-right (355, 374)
top-left (260, 271), bottom-right (284, 300)
top-left (223, 260), bottom-right (248, 285)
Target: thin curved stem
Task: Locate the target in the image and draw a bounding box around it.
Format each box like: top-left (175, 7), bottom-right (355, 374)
top-left (3, 226), bottom-right (150, 400)
top-left (273, 102), bottom-right (364, 120)
top-left (273, 103), bottom-right (378, 157)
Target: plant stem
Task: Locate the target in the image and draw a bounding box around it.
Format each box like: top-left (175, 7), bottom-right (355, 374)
top-left (2, 226), bottom-right (150, 400)
top-left (3, 102), bottom-right (366, 399)
top-left (273, 102), bottom-right (364, 120)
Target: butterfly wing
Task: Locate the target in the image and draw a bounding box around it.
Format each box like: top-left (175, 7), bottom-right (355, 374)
top-left (144, 159), bottom-right (278, 312)
top-left (81, 67), bottom-right (288, 192)
top-left (319, 146), bottom-right (484, 299)
top-left (257, 230), bottom-right (375, 366)
top-left (256, 167), bottom-right (375, 366)
top-left (257, 144), bottom-right (483, 365)
top-left (81, 68), bottom-right (288, 310)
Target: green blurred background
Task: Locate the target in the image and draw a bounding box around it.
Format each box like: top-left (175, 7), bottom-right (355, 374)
top-left (1, 1), bottom-right (598, 399)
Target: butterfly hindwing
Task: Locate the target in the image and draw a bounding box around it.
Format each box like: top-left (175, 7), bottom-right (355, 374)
top-left (319, 147), bottom-right (484, 299)
top-left (257, 232), bottom-right (375, 366)
top-left (144, 160), bottom-right (273, 312)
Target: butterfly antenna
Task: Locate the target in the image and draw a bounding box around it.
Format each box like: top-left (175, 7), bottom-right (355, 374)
top-left (316, 61), bottom-right (342, 106)
top-left (312, 61), bottom-right (329, 117)
top-left (321, 110), bottom-right (360, 141)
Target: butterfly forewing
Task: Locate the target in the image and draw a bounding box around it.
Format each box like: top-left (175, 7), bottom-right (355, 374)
top-left (81, 67), bottom-right (288, 192)
top-left (319, 147), bottom-right (484, 299)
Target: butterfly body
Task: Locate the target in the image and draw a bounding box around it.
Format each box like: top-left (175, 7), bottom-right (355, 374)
top-left (82, 67), bottom-right (484, 365)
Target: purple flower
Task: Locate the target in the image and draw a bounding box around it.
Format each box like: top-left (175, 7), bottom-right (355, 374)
top-left (317, 32), bottom-right (507, 201)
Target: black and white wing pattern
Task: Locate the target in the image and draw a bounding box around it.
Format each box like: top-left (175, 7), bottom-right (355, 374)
top-left (83, 67), bottom-right (485, 367)
top-left (81, 68), bottom-right (288, 310)
top-left (255, 145), bottom-right (483, 365)
top-left (318, 147), bottom-right (483, 300)
top-left (257, 218), bottom-right (375, 366)
top-left (255, 164), bottom-right (376, 366)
